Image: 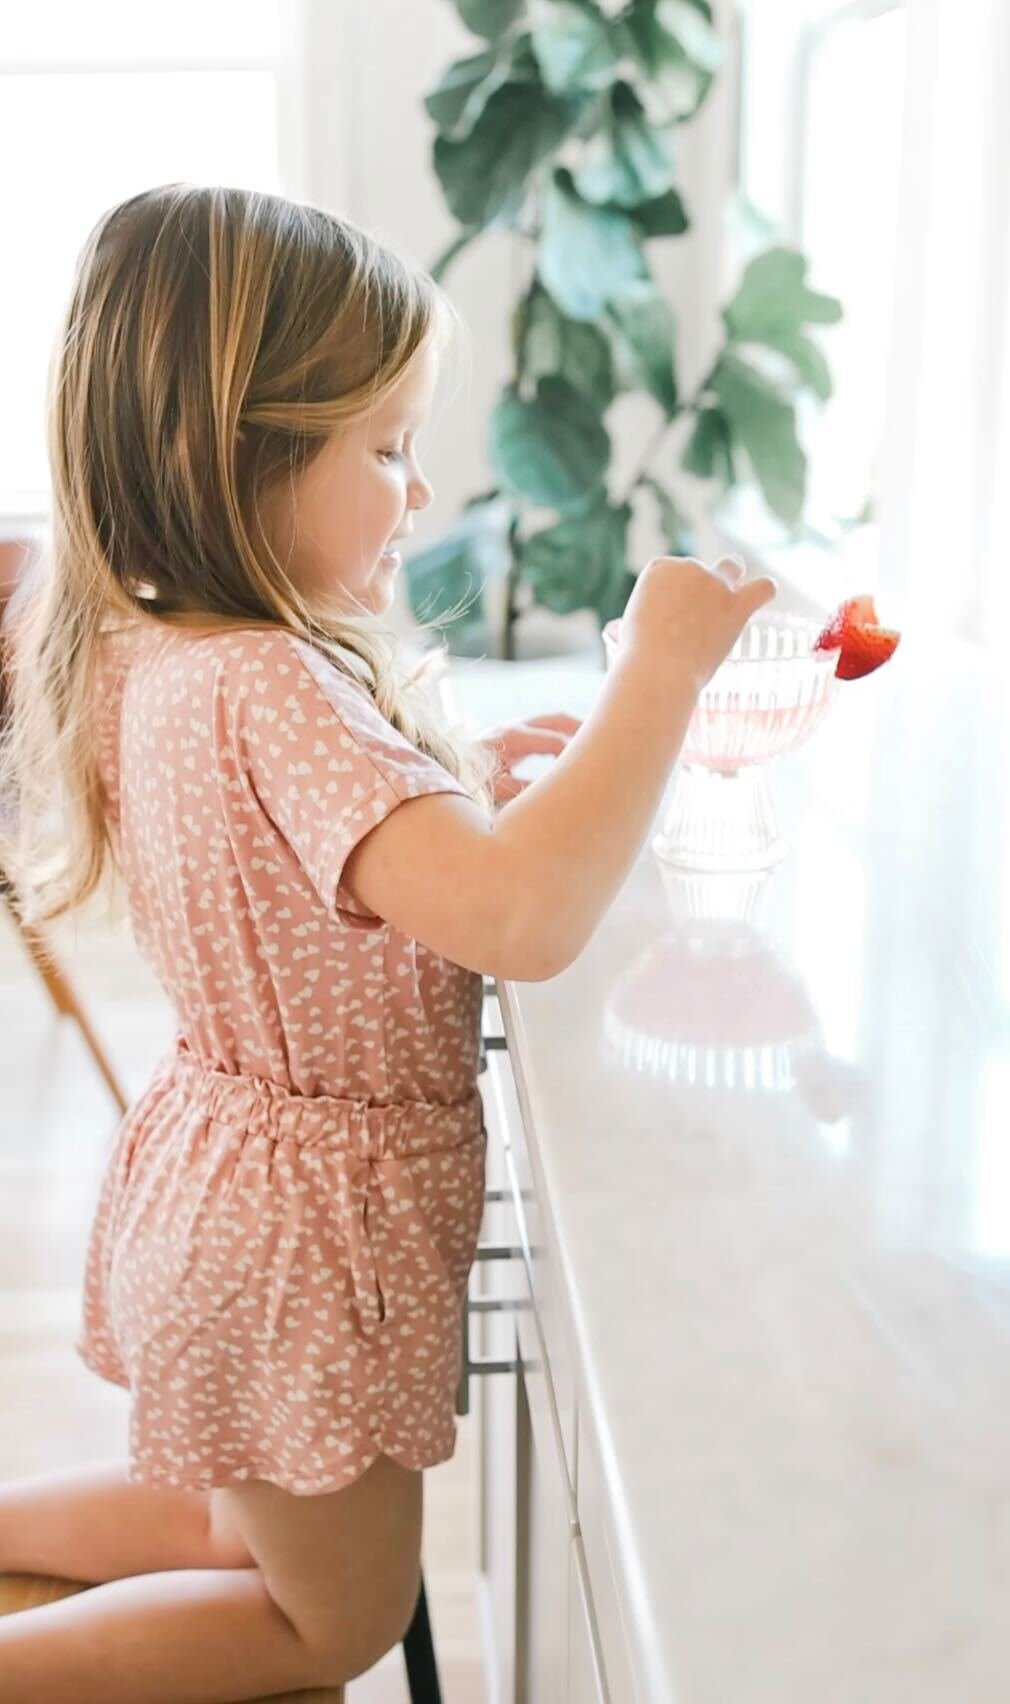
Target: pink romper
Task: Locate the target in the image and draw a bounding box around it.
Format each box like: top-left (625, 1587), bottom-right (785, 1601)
top-left (76, 621), bottom-right (488, 1496)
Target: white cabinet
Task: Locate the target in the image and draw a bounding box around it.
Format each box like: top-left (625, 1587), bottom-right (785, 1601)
top-left (475, 1057), bottom-right (521, 1704)
top-left (515, 1356), bottom-right (572, 1703)
top-left (475, 1021), bottom-right (618, 1704)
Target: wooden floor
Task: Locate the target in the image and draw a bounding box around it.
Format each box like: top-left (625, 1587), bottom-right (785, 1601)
top-left (0, 885), bottom-right (487, 1702)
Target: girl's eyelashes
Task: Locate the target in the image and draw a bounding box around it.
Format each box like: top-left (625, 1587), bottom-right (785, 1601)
top-left (378, 446), bottom-right (407, 464)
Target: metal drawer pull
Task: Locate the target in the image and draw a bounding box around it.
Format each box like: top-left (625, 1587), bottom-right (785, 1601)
top-left (456, 1323), bottom-right (522, 1413)
top-left (455, 1236), bottom-right (524, 1415)
top-left (477, 1030), bottom-right (507, 1072)
top-left (468, 1296), bottom-right (533, 1314)
top-left (466, 1357), bottom-right (517, 1376)
top-left (483, 1187), bottom-right (534, 1212)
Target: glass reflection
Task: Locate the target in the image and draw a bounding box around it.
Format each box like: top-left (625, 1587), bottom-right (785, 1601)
top-left (602, 863), bottom-right (864, 1130)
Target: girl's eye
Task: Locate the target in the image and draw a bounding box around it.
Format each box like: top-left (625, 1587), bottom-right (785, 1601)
top-left (378, 448), bottom-right (406, 464)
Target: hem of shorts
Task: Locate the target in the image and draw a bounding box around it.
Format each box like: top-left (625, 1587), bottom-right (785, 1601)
top-left (76, 1339), bottom-right (130, 1392)
top-left (122, 1430), bottom-right (459, 1497)
top-left (76, 1340), bottom-right (460, 1496)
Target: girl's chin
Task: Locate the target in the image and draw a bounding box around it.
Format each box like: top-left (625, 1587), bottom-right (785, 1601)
top-left (319, 571), bottom-right (397, 619)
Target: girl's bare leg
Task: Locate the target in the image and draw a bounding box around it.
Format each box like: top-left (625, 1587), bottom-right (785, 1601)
top-left (0, 1459), bottom-right (253, 1581)
top-left (0, 1566), bottom-right (346, 1703)
top-left (0, 1452), bottom-right (420, 1702)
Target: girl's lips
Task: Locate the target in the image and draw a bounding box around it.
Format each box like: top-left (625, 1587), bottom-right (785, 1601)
top-left (380, 548), bottom-right (402, 567)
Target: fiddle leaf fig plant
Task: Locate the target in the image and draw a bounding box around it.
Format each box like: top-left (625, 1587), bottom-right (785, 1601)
top-left (408, 0), bottom-right (843, 658)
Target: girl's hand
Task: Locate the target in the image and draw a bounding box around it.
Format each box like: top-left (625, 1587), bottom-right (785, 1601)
top-left (482, 713), bottom-right (582, 804)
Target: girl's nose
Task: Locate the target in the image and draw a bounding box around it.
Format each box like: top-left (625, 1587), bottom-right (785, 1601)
top-left (409, 469), bottom-right (434, 512)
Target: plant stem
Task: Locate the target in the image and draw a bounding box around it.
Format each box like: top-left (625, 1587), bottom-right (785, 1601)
top-left (615, 366), bottom-right (717, 508)
top-left (616, 415), bottom-right (677, 507)
top-left (502, 515), bottom-right (521, 661)
top-left (498, 205), bottom-right (541, 663)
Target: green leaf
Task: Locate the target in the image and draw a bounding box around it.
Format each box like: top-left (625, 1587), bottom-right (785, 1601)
top-left (490, 376), bottom-right (611, 510)
top-left (574, 81), bottom-right (677, 207)
top-left (531, 0), bottom-right (620, 93)
top-left (769, 330), bottom-right (833, 402)
top-left (722, 249), bottom-right (841, 402)
top-left (521, 284), bottom-right (616, 410)
top-left (433, 80), bottom-right (579, 231)
top-left (519, 493), bottom-right (633, 622)
top-left (640, 474), bottom-right (696, 556)
top-left (425, 52), bottom-right (497, 143)
top-left (654, 0), bottom-right (722, 71)
top-left (404, 498), bottom-right (511, 653)
top-left (538, 170), bottom-right (647, 320)
top-left (709, 352), bottom-right (806, 526)
top-left (604, 280), bottom-right (678, 415)
top-left (682, 406), bottom-right (736, 484)
top-left (621, 0), bottom-right (716, 123)
top-left (626, 187), bottom-right (689, 238)
top-left (724, 247), bottom-right (842, 340)
top-left (425, 47), bottom-right (512, 141)
top-left (457, 0), bottom-right (525, 41)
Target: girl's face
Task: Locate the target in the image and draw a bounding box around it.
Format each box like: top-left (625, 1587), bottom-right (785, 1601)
top-left (266, 336), bottom-right (438, 618)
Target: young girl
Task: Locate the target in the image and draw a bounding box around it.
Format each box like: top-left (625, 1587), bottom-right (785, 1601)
top-left (0, 184), bottom-right (774, 1703)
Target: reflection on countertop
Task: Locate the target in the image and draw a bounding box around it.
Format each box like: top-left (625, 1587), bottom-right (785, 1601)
top-left (603, 865), bottom-right (866, 1125)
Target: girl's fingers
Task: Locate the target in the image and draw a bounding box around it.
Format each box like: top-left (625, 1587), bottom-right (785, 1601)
top-left (527, 712), bottom-right (582, 734)
top-left (483, 712), bottom-right (580, 747)
top-left (488, 713), bottom-right (582, 803)
top-left (713, 554), bottom-right (747, 586)
top-left (502, 714), bottom-right (582, 758)
top-left (493, 773), bottom-right (529, 803)
top-left (503, 726), bottom-right (572, 757)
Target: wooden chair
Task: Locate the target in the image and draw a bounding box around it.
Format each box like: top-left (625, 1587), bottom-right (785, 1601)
top-left (0, 535), bottom-right (129, 1115)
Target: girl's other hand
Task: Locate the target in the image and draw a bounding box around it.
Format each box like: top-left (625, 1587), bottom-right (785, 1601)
top-left (483, 712), bottom-right (582, 804)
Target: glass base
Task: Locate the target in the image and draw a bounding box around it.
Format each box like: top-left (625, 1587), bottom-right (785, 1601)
top-left (652, 764), bottom-right (787, 873)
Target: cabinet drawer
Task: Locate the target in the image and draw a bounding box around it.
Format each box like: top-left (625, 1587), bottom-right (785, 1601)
top-left (516, 1357), bottom-right (572, 1704)
top-left (507, 1128), bottom-right (578, 1539)
top-left (569, 1532), bottom-right (611, 1704)
top-left (577, 1402), bottom-right (642, 1704)
top-left (485, 1039), bottom-right (578, 1496)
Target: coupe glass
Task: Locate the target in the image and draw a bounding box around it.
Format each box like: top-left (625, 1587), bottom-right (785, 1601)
top-left (603, 612), bottom-right (841, 871)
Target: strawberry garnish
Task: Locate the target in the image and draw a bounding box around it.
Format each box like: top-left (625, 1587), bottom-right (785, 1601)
top-left (814, 594), bottom-right (901, 681)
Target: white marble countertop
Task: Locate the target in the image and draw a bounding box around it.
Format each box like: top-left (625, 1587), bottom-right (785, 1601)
top-left (449, 628), bottom-right (1010, 1704)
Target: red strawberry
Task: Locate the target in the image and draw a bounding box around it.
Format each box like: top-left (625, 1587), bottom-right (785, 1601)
top-left (814, 594), bottom-right (901, 681)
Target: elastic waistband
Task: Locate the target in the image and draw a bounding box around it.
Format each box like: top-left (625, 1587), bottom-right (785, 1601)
top-left (145, 1037), bottom-right (486, 1160)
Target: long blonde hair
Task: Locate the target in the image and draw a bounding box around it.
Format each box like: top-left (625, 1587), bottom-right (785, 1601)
top-left (0, 183), bottom-right (495, 928)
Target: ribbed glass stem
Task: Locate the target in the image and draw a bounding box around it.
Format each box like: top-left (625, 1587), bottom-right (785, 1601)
top-left (653, 764), bottom-right (786, 872)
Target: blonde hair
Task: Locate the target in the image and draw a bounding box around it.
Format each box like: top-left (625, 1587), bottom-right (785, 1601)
top-left (0, 183), bottom-right (496, 927)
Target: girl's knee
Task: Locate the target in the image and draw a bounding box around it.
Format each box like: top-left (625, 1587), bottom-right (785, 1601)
top-left (206, 1490), bottom-right (258, 1571)
top-left (210, 1458), bottom-right (422, 1677)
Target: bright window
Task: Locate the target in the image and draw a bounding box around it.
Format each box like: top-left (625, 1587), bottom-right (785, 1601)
top-left (0, 1), bottom-right (286, 520)
top-left (732, 0), bottom-right (909, 597)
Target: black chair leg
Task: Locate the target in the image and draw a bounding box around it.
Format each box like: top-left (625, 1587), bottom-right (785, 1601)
top-left (402, 1572), bottom-right (442, 1704)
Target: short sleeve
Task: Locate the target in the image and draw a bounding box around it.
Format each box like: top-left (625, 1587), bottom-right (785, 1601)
top-left (230, 632), bottom-right (470, 920)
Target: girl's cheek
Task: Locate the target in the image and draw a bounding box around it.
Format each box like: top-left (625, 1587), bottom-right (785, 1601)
top-left (383, 471), bottom-right (407, 512)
